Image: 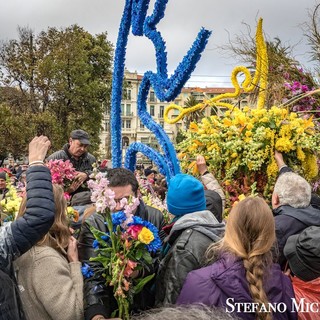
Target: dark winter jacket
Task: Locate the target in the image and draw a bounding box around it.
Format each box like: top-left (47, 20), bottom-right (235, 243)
top-left (47, 143), bottom-right (96, 205)
top-left (177, 255), bottom-right (297, 320)
top-left (274, 165), bottom-right (320, 268)
top-left (47, 143), bottom-right (96, 175)
top-left (155, 210), bottom-right (225, 306)
top-left (0, 166), bottom-right (55, 320)
top-left (274, 204), bottom-right (320, 268)
top-left (78, 201), bottom-right (166, 320)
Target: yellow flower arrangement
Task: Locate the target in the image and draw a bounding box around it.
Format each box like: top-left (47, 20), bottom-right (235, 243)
top-left (0, 181), bottom-right (23, 222)
top-left (177, 106), bottom-right (320, 211)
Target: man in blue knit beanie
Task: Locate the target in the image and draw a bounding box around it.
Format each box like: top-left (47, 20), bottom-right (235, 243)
top-left (166, 173), bottom-right (206, 215)
top-left (155, 173), bottom-right (225, 306)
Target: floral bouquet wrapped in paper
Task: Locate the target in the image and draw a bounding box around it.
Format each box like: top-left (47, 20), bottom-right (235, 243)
top-left (82, 173), bottom-right (162, 319)
top-left (178, 106), bottom-right (320, 213)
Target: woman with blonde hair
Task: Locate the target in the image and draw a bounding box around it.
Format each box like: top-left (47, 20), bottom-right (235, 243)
top-left (14, 184), bottom-right (83, 320)
top-left (177, 196), bottom-right (297, 320)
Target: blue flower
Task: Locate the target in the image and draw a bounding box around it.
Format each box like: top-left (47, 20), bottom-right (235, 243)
top-left (81, 263), bottom-right (94, 278)
top-left (101, 235), bottom-right (109, 241)
top-left (92, 239), bottom-right (99, 250)
top-left (128, 216), bottom-right (162, 253)
top-left (112, 211), bottom-right (126, 226)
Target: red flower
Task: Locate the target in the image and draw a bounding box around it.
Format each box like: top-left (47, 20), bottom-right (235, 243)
top-left (127, 225), bottom-right (143, 240)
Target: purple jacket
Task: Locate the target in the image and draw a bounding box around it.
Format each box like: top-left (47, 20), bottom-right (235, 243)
top-left (177, 255), bottom-right (297, 320)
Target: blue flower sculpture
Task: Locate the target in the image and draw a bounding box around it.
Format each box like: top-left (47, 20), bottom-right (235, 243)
top-left (111, 0), bottom-right (211, 181)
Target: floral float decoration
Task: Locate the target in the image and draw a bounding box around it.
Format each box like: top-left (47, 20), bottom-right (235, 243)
top-left (110, 0), bottom-right (211, 181)
top-left (165, 19), bottom-right (320, 213)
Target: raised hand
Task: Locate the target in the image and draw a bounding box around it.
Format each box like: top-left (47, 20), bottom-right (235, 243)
top-left (28, 136), bottom-right (51, 164)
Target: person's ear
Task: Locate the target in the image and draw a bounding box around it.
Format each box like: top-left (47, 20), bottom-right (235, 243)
top-left (272, 192), bottom-right (280, 208)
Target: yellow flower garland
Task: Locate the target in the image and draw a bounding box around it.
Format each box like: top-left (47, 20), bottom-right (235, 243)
top-left (164, 18), bottom-right (268, 124)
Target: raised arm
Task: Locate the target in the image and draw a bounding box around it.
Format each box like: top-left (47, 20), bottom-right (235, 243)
top-left (11, 136), bottom-right (55, 254)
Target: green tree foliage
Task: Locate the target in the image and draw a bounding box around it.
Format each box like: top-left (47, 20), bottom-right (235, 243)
top-left (0, 25), bottom-right (113, 156)
top-left (183, 95), bottom-right (205, 129)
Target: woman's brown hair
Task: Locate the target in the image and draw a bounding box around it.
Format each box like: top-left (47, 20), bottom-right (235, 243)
top-left (18, 184), bottom-right (71, 254)
top-left (206, 196), bottom-right (275, 320)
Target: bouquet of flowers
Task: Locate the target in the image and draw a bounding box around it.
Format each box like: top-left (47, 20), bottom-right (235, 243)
top-left (178, 105), bottom-right (320, 214)
top-left (82, 173), bottom-right (162, 319)
top-left (0, 178), bottom-right (23, 223)
top-left (136, 175), bottom-right (171, 224)
top-left (66, 206), bottom-right (79, 223)
top-left (46, 159), bottom-right (77, 190)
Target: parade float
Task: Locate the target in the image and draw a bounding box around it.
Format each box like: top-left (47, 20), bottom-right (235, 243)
top-left (88, 0), bottom-right (320, 318)
top-left (164, 19), bottom-right (320, 213)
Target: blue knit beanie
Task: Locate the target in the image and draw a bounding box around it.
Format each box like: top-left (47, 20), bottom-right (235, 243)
top-left (167, 173), bottom-right (206, 216)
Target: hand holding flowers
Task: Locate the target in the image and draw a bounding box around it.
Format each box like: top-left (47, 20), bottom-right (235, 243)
top-left (83, 173), bottom-right (161, 319)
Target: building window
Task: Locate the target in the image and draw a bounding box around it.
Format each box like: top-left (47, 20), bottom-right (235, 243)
top-left (159, 105), bottom-right (164, 118)
top-left (126, 104), bottom-right (131, 116)
top-left (140, 121), bottom-right (145, 129)
top-left (150, 91), bottom-right (156, 102)
top-left (126, 120), bottom-right (131, 129)
top-left (141, 137), bottom-right (149, 145)
top-left (122, 120), bottom-right (125, 128)
top-left (105, 121), bottom-right (110, 132)
top-left (160, 121), bottom-right (164, 128)
top-left (150, 105), bottom-right (155, 116)
top-left (127, 89), bottom-right (131, 100)
top-left (121, 103), bottom-right (124, 115)
top-left (122, 136), bottom-right (130, 147)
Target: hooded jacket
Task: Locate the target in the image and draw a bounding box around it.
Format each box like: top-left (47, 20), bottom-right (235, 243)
top-left (274, 204), bottom-right (320, 268)
top-left (177, 255), bottom-right (297, 320)
top-left (155, 210), bottom-right (225, 306)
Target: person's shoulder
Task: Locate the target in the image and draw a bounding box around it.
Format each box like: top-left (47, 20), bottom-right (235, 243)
top-left (185, 263), bottom-right (213, 283)
top-left (33, 245), bottom-right (62, 258)
top-left (86, 152), bottom-right (96, 162)
top-left (46, 149), bottom-right (68, 160)
top-left (82, 212), bottom-right (106, 230)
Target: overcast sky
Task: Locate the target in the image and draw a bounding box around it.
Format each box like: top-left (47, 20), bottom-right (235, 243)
top-left (0, 0), bottom-right (318, 87)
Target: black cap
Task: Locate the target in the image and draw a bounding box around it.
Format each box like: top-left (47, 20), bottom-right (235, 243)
top-left (284, 226), bottom-right (320, 281)
top-left (70, 129), bottom-right (91, 145)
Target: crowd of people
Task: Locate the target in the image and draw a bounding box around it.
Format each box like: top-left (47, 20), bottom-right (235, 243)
top-left (0, 130), bottom-right (320, 320)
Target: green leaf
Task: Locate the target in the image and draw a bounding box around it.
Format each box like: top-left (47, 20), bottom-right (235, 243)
top-left (133, 274), bottom-right (155, 294)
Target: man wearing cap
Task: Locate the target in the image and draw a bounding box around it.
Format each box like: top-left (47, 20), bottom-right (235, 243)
top-left (47, 129), bottom-right (96, 204)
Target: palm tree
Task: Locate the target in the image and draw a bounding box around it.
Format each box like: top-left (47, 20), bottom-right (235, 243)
top-left (183, 94), bottom-right (205, 129)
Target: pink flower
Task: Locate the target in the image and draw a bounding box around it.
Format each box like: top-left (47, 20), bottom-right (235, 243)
top-left (46, 160), bottom-right (77, 187)
top-left (127, 225), bottom-right (143, 240)
top-left (123, 260), bottom-right (137, 277)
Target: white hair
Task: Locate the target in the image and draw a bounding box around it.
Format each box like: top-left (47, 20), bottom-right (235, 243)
top-left (274, 172), bottom-right (311, 208)
top-left (130, 305), bottom-right (237, 320)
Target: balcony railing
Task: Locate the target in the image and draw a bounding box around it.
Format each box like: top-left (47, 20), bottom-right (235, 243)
top-left (121, 112), bottom-right (134, 117)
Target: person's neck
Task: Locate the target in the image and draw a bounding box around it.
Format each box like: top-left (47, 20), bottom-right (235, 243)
top-left (68, 148), bottom-right (79, 160)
